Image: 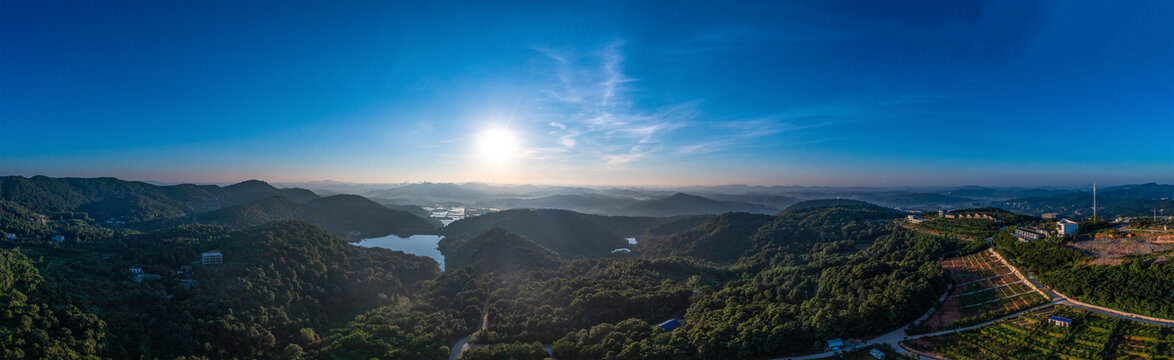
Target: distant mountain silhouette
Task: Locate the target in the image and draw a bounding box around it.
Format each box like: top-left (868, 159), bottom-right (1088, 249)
top-left (0, 176), bottom-right (435, 239)
top-left (618, 193), bottom-right (778, 216)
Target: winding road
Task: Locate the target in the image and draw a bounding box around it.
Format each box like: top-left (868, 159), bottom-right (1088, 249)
top-left (448, 298), bottom-right (490, 360)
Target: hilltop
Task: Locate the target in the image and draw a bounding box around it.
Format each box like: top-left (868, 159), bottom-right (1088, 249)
top-left (443, 209), bottom-right (628, 258)
top-left (439, 227), bottom-right (563, 274)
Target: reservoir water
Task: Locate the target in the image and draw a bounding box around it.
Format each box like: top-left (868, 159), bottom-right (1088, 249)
top-left (355, 234), bottom-right (446, 270)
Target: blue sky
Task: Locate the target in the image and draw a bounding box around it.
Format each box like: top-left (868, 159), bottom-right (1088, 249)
top-left (1, 1), bottom-right (1171, 186)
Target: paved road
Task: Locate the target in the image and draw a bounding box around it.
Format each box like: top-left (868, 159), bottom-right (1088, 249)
top-left (448, 298), bottom-right (490, 360)
top-left (773, 284), bottom-right (953, 360)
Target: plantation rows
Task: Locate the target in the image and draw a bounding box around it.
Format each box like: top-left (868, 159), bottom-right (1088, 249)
top-left (906, 305), bottom-right (1174, 359)
top-left (943, 251), bottom-right (1048, 326)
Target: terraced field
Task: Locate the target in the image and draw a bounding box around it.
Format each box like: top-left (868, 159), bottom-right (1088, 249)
top-left (917, 250), bottom-right (1048, 332)
top-left (905, 305), bottom-right (1174, 359)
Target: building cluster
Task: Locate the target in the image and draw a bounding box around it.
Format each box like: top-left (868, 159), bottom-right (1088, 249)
top-left (128, 266), bottom-right (162, 283)
top-left (131, 262), bottom-right (200, 286)
top-left (1014, 219), bottom-right (1080, 242)
top-left (905, 215), bottom-right (924, 224)
top-left (943, 213), bottom-right (999, 221)
top-left (425, 206), bottom-right (498, 227)
top-left (426, 206), bottom-right (467, 227)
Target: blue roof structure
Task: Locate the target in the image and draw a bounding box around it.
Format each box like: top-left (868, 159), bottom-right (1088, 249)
top-left (1048, 316), bottom-right (1072, 323)
top-left (657, 319), bottom-right (682, 331)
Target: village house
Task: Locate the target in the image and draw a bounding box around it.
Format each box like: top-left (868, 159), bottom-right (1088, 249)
top-left (1048, 315), bottom-right (1072, 327)
top-left (1057, 219), bottom-right (1079, 236)
top-left (906, 215), bottom-right (924, 224)
top-left (5, 233), bottom-right (16, 240)
top-left (51, 235), bottom-right (66, 243)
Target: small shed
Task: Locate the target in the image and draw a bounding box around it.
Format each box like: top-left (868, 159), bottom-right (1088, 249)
top-left (657, 319), bottom-right (683, 331)
top-left (826, 338), bottom-right (843, 351)
top-left (1048, 315), bottom-right (1072, 327)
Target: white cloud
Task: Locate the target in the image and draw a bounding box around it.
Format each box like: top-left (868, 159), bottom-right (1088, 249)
top-left (533, 40), bottom-right (694, 169)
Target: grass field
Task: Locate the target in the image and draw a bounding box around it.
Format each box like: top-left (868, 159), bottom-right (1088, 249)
top-left (905, 305), bottom-right (1174, 359)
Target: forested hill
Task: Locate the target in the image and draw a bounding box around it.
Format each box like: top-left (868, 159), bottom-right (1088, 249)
top-left (636, 212), bottom-right (773, 263)
top-left (0, 176), bottom-right (323, 222)
top-left (0, 176), bottom-right (437, 239)
top-left (196, 194), bottom-right (436, 238)
top-left (443, 209), bottom-right (629, 257)
top-left (0, 220), bottom-right (444, 359)
top-left (439, 227), bottom-right (564, 274)
top-left (302, 194), bottom-right (437, 236)
top-left (636, 200), bottom-right (905, 264)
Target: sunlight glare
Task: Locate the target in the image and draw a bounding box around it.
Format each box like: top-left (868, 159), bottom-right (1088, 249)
top-left (477, 129), bottom-right (519, 163)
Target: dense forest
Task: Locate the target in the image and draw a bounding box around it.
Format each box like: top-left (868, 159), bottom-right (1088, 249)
top-left (3, 178), bottom-right (1013, 359)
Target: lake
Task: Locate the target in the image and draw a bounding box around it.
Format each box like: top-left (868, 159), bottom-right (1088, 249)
top-left (354, 234), bottom-right (447, 270)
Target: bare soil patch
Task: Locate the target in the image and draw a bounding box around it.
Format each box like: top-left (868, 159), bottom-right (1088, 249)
top-left (1067, 237), bottom-right (1174, 266)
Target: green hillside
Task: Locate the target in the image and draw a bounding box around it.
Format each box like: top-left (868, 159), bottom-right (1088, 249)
top-left (439, 227), bottom-right (563, 274)
top-left (444, 209), bottom-right (628, 257)
top-left (636, 212), bottom-right (772, 263)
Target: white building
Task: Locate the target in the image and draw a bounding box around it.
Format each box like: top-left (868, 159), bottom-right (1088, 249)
top-left (201, 250), bottom-right (223, 265)
top-left (5, 233), bottom-right (16, 240)
top-left (1057, 219), bottom-right (1079, 236)
top-left (1014, 227), bottom-right (1049, 242)
top-left (51, 235), bottom-right (65, 243)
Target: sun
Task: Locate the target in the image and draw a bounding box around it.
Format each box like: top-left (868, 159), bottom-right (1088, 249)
top-left (477, 129), bottom-right (519, 163)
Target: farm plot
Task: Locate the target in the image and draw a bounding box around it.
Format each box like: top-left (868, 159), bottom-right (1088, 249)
top-left (905, 305), bottom-right (1174, 360)
top-left (918, 251), bottom-right (1047, 332)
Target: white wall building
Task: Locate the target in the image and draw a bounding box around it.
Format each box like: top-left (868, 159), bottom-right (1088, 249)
top-left (202, 250), bottom-right (223, 265)
top-left (1057, 219), bottom-right (1079, 236)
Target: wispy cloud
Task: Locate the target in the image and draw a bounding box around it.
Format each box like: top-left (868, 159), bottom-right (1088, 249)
top-left (533, 40), bottom-right (693, 169)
